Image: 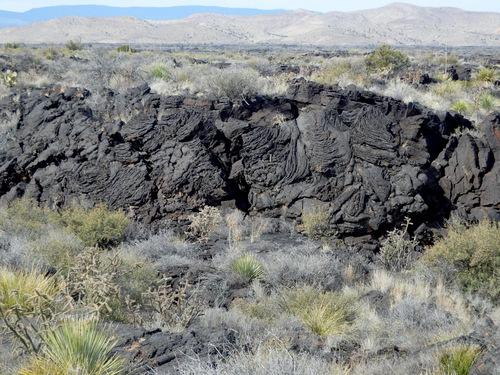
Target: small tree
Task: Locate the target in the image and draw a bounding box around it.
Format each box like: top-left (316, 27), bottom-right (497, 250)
top-left (366, 45), bottom-right (410, 74)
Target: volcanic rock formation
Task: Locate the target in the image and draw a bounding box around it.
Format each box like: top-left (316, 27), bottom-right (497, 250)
top-left (0, 80), bottom-right (499, 243)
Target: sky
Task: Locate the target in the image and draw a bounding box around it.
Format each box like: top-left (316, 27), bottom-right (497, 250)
top-left (1, 0), bottom-right (499, 13)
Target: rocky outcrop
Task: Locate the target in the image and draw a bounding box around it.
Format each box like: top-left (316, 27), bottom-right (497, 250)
top-left (0, 80), bottom-right (499, 241)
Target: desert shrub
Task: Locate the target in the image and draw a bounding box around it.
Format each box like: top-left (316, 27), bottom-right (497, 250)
top-left (111, 249), bottom-right (158, 305)
top-left (41, 45), bottom-right (59, 60)
top-left (65, 40), bottom-right (84, 51)
top-left (263, 244), bottom-right (342, 289)
top-left (203, 66), bottom-right (259, 99)
top-left (300, 205), bottom-right (337, 241)
top-left (3, 43), bottom-right (20, 49)
top-left (177, 344), bottom-right (351, 375)
top-left (366, 45), bottom-right (410, 74)
top-left (0, 267), bottom-right (70, 353)
top-left (438, 344), bottom-right (482, 375)
top-left (18, 318), bottom-right (125, 375)
top-left (1, 69), bottom-right (17, 87)
top-left (177, 344), bottom-right (350, 375)
top-left (378, 217), bottom-right (419, 271)
top-left (314, 56), bottom-right (369, 87)
top-left (142, 275), bottom-right (204, 331)
top-left (231, 254), bottom-right (265, 282)
top-left (280, 285), bottom-right (355, 337)
top-left (29, 230), bottom-right (85, 275)
top-left (187, 206), bottom-right (222, 242)
top-left (422, 218), bottom-right (500, 301)
top-left (116, 45), bottom-right (136, 53)
top-left (123, 230), bottom-right (196, 269)
top-left (69, 246), bottom-right (124, 320)
top-left (58, 202), bottom-right (130, 248)
top-left (225, 210), bottom-right (244, 245)
top-left (0, 199), bottom-right (58, 240)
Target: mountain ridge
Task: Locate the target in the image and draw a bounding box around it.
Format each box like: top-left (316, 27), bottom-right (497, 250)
top-left (0, 3), bottom-right (499, 47)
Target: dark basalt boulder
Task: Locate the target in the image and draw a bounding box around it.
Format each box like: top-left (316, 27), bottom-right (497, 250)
top-left (0, 80), bottom-right (498, 241)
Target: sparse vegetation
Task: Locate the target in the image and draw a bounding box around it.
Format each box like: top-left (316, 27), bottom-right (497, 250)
top-left (422, 218), bottom-right (500, 302)
top-left (0, 45), bottom-right (499, 375)
top-left (366, 45), bottom-right (410, 74)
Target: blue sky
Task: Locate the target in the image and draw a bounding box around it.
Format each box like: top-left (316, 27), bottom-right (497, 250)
top-left (1, 0), bottom-right (499, 13)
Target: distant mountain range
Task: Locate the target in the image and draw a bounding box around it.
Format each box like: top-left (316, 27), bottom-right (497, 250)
top-left (0, 3), bottom-right (499, 47)
top-left (0, 5), bottom-right (288, 28)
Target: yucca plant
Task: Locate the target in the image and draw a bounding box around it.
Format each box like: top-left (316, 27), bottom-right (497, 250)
top-left (0, 267), bottom-right (69, 353)
top-left (450, 100), bottom-right (472, 115)
top-left (231, 254), bottom-right (265, 282)
top-left (18, 318), bottom-right (125, 375)
top-left (438, 344), bottom-right (482, 375)
top-left (475, 92), bottom-right (499, 113)
top-left (473, 68), bottom-right (499, 84)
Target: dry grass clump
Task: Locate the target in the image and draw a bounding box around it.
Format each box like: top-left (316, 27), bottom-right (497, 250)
top-left (263, 243), bottom-right (342, 289)
top-left (177, 344), bottom-right (351, 375)
top-left (356, 268), bottom-right (474, 353)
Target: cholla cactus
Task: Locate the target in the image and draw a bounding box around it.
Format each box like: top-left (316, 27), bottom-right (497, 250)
top-left (1, 70), bottom-right (18, 87)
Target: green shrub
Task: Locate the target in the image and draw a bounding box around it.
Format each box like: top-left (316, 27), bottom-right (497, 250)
top-left (231, 254), bottom-right (265, 282)
top-left (3, 42), bottom-right (20, 49)
top-left (0, 199), bottom-right (58, 239)
top-left (65, 40), bottom-right (84, 51)
top-left (280, 285), bottom-right (355, 337)
top-left (366, 45), bottom-right (410, 74)
top-left (58, 202), bottom-right (130, 248)
top-left (18, 318), bottom-right (125, 375)
top-left (116, 45), bottom-right (136, 53)
top-left (422, 218), bottom-right (500, 301)
top-left (438, 344), bottom-right (482, 375)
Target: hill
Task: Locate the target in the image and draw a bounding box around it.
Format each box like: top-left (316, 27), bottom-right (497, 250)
top-left (0, 3), bottom-right (499, 46)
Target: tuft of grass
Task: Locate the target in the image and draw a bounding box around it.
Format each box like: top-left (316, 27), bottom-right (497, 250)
top-left (438, 344), bottom-right (482, 375)
top-left (280, 285), bottom-right (355, 337)
top-left (231, 254), bottom-right (265, 282)
top-left (18, 318), bottom-right (125, 375)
